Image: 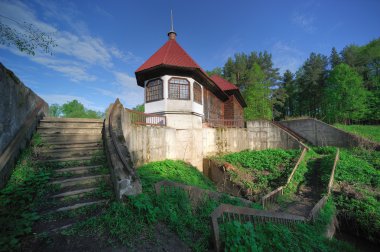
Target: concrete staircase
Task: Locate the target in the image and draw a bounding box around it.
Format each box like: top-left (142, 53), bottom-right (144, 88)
top-left (34, 117), bottom-right (112, 233)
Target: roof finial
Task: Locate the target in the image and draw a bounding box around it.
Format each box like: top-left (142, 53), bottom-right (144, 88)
top-left (168, 9), bottom-right (177, 40)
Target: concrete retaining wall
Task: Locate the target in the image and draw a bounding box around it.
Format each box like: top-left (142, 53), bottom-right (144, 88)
top-left (279, 118), bottom-right (379, 149)
top-left (120, 106), bottom-right (302, 171)
top-left (0, 63), bottom-right (48, 188)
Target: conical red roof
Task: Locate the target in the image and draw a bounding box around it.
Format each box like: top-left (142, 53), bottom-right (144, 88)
top-left (136, 39), bottom-right (201, 72)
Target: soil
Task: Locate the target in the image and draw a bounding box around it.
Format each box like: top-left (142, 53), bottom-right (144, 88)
top-left (22, 222), bottom-right (190, 252)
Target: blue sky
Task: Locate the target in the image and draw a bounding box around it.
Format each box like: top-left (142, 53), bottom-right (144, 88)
top-left (1, 0), bottom-right (379, 112)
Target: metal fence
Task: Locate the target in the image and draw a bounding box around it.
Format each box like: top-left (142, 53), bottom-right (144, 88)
top-left (125, 109), bottom-right (166, 126)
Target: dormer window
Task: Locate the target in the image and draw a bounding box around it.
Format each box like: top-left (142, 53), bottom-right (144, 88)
top-left (193, 82), bottom-right (202, 104)
top-left (169, 77), bottom-right (190, 100)
top-left (146, 78), bottom-right (163, 102)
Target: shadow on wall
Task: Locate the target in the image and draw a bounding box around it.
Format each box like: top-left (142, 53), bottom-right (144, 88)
top-left (0, 63), bottom-right (48, 188)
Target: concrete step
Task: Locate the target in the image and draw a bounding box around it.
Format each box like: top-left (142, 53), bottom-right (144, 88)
top-left (38, 155), bottom-right (100, 163)
top-left (42, 144), bottom-right (102, 152)
top-left (43, 141), bottom-right (102, 147)
top-left (49, 174), bottom-right (110, 188)
top-left (39, 134), bottom-right (101, 143)
top-left (41, 148), bottom-right (102, 159)
top-left (50, 187), bottom-right (98, 199)
top-left (54, 200), bottom-right (107, 212)
top-left (39, 121), bottom-right (103, 128)
top-left (42, 117), bottom-right (103, 123)
top-left (38, 127), bottom-right (102, 135)
top-left (54, 165), bottom-right (103, 175)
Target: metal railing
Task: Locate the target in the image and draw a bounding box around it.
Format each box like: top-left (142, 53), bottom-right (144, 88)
top-left (210, 204), bottom-right (306, 251)
top-left (125, 109), bottom-right (166, 126)
top-left (206, 118), bottom-right (245, 128)
top-left (261, 147), bottom-right (308, 208)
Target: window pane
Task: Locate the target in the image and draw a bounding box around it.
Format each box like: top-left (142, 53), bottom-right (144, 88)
top-left (193, 82), bottom-right (202, 104)
top-left (169, 78), bottom-right (189, 100)
top-left (146, 79), bottom-right (163, 102)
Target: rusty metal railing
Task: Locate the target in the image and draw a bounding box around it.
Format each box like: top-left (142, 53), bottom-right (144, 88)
top-left (125, 108), bottom-right (166, 126)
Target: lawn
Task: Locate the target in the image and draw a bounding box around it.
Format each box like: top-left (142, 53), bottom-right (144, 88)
top-left (334, 124), bottom-right (380, 143)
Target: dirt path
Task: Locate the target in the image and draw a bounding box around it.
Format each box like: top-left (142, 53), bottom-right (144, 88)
top-left (273, 157), bottom-right (324, 217)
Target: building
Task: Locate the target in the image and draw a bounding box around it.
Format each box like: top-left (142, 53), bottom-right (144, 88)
top-left (135, 26), bottom-right (246, 129)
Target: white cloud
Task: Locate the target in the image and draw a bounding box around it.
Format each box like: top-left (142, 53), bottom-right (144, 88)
top-left (292, 12), bottom-right (316, 33)
top-left (272, 41), bottom-right (305, 74)
top-left (0, 0), bottom-right (140, 82)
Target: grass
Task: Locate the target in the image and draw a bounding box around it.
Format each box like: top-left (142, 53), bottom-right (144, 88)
top-left (0, 134), bottom-right (53, 251)
top-left (221, 199), bottom-right (355, 252)
top-left (213, 149), bottom-right (301, 198)
top-left (62, 160), bottom-right (261, 251)
top-left (332, 148), bottom-right (380, 243)
top-left (334, 124), bottom-right (380, 143)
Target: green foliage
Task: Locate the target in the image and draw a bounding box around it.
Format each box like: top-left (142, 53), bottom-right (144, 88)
top-left (334, 124), bottom-right (380, 143)
top-left (0, 16), bottom-right (56, 56)
top-left (132, 104), bottom-right (144, 112)
top-left (243, 63), bottom-right (273, 120)
top-left (137, 160), bottom-right (216, 193)
top-left (333, 148), bottom-right (380, 242)
top-left (0, 145), bottom-right (52, 251)
top-left (49, 99), bottom-right (104, 119)
top-left (217, 149), bottom-right (300, 195)
top-left (221, 200), bottom-right (354, 251)
top-left (324, 64), bottom-right (368, 123)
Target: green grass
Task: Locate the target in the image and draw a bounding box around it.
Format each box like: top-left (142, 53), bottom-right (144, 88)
top-left (334, 124), bottom-right (380, 143)
top-left (0, 134), bottom-right (53, 251)
top-left (214, 149), bottom-right (301, 197)
top-left (333, 148), bottom-right (380, 243)
top-left (221, 199), bottom-right (355, 252)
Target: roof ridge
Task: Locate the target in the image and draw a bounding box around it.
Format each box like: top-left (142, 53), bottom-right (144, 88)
top-left (162, 39), bottom-right (172, 63)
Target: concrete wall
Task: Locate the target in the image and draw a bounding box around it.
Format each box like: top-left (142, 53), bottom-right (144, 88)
top-left (279, 118), bottom-right (380, 149)
top-left (121, 105), bottom-right (303, 171)
top-left (0, 63), bottom-right (48, 188)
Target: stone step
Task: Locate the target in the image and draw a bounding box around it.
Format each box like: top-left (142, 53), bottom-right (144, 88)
top-left (54, 165), bottom-right (103, 175)
top-left (39, 121), bottom-right (103, 128)
top-left (38, 155), bottom-right (100, 163)
top-left (39, 134), bottom-right (101, 143)
top-left (42, 144), bottom-right (102, 152)
top-left (43, 141), bottom-right (102, 147)
top-left (38, 127), bottom-right (102, 135)
top-left (49, 174), bottom-right (110, 188)
top-left (40, 148), bottom-right (102, 159)
top-left (49, 187), bottom-right (98, 199)
top-left (42, 117), bottom-right (103, 123)
top-left (53, 200), bottom-right (107, 212)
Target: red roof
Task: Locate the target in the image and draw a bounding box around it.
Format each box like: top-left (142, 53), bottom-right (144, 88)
top-left (210, 75), bottom-right (239, 91)
top-left (136, 39), bottom-right (201, 72)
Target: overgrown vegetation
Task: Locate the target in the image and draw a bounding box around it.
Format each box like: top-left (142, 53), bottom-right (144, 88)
top-left (221, 200), bottom-right (354, 251)
top-left (333, 148), bottom-right (380, 243)
top-left (0, 134), bottom-right (52, 251)
top-left (215, 149), bottom-right (301, 198)
top-left (334, 124), bottom-right (380, 143)
top-left (62, 160), bottom-right (261, 251)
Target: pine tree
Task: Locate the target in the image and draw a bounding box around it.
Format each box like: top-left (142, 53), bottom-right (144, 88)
top-left (329, 47), bottom-right (341, 69)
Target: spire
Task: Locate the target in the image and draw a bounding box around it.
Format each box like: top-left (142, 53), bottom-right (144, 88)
top-left (168, 9), bottom-right (177, 40)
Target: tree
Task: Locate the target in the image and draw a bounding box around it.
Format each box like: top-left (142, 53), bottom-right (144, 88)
top-left (206, 67), bottom-right (223, 77)
top-left (295, 53), bottom-right (328, 117)
top-left (282, 70), bottom-right (296, 117)
top-left (132, 104), bottom-right (144, 112)
top-left (329, 47), bottom-right (341, 69)
top-left (324, 64), bottom-right (368, 123)
top-left (48, 104), bottom-right (61, 117)
top-left (59, 100), bottom-right (103, 119)
top-left (243, 63), bottom-right (272, 120)
top-left (0, 14), bottom-right (56, 55)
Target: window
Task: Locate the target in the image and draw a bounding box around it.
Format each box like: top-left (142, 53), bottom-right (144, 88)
top-left (146, 78), bottom-right (163, 102)
top-left (193, 82), bottom-right (202, 104)
top-left (168, 78), bottom-right (190, 100)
